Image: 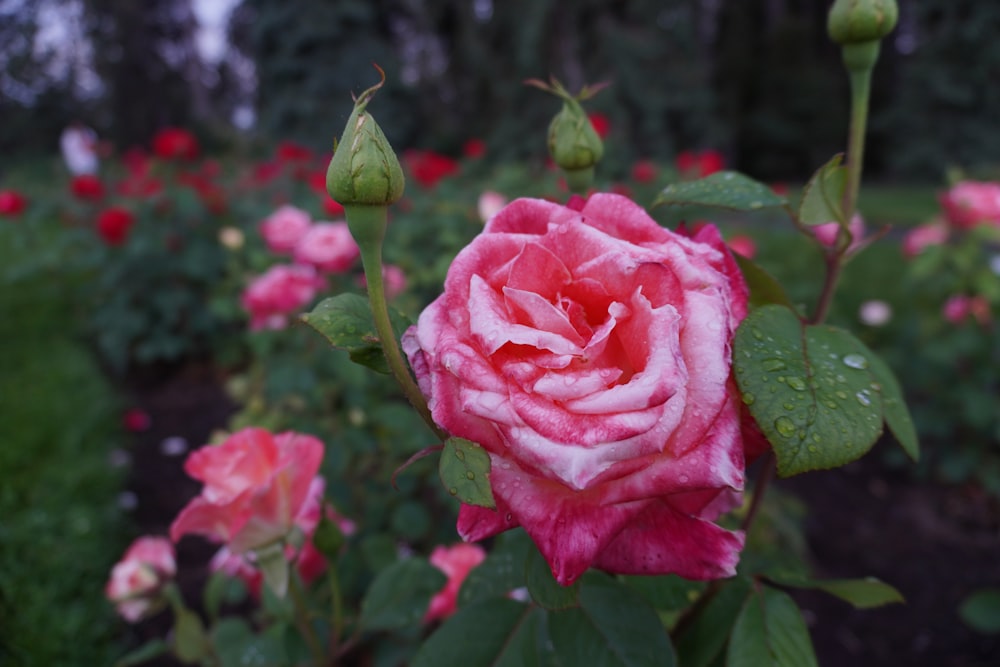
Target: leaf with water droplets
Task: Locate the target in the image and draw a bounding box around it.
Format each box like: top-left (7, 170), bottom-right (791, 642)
top-left (300, 293), bottom-right (411, 374)
top-left (859, 343), bottom-right (920, 461)
top-left (798, 153), bottom-right (847, 227)
top-left (359, 558), bottom-right (447, 631)
top-left (653, 171), bottom-right (787, 211)
top-left (440, 437), bottom-right (495, 509)
top-left (734, 305), bottom-right (886, 476)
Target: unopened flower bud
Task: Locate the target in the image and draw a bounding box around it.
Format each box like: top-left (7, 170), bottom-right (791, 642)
top-left (528, 78), bottom-right (608, 193)
top-left (326, 68), bottom-right (405, 209)
top-left (827, 0), bottom-right (899, 46)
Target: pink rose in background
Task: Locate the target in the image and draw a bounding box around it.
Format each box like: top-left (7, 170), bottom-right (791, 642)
top-left (813, 213), bottom-right (865, 252)
top-left (105, 536), bottom-right (176, 622)
top-left (727, 234), bottom-right (757, 259)
top-left (631, 160), bottom-right (658, 184)
top-left (941, 181), bottom-right (1000, 229)
top-left (209, 477), bottom-right (355, 597)
top-left (477, 191), bottom-right (507, 224)
top-left (0, 189), bottom-right (27, 217)
top-left (260, 205), bottom-right (312, 254)
top-left (425, 543), bottom-right (487, 622)
top-left (403, 193), bottom-right (753, 585)
top-left (241, 264), bottom-right (325, 331)
top-left (902, 222), bottom-right (948, 258)
top-left (943, 294), bottom-right (991, 326)
top-left (171, 428), bottom-right (325, 554)
top-left (294, 222), bottom-right (360, 273)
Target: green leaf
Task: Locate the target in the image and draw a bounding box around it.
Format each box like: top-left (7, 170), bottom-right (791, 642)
top-left (459, 529), bottom-right (533, 606)
top-left (115, 640), bottom-right (169, 667)
top-left (798, 154), bottom-right (847, 226)
top-left (412, 599), bottom-right (552, 667)
top-left (312, 512), bottom-right (346, 561)
top-left (526, 545), bottom-right (580, 611)
top-left (864, 345), bottom-right (920, 461)
top-left (548, 572), bottom-right (677, 667)
top-left (767, 574), bottom-right (904, 609)
top-left (173, 607), bottom-right (210, 664)
top-left (654, 171), bottom-right (787, 211)
top-left (440, 437), bottom-right (495, 509)
top-left (674, 577), bottom-right (752, 667)
top-left (733, 253), bottom-right (796, 311)
top-left (734, 305), bottom-right (886, 477)
top-left (300, 293), bottom-right (411, 374)
top-left (623, 574), bottom-right (706, 613)
top-left (359, 558), bottom-right (447, 632)
top-left (726, 586), bottom-right (818, 667)
top-left (959, 589), bottom-right (1000, 634)
top-left (212, 618), bottom-right (286, 667)
top-left (203, 573), bottom-right (247, 621)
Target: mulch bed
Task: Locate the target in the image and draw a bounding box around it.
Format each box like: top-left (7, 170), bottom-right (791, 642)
top-left (120, 362), bottom-right (1000, 666)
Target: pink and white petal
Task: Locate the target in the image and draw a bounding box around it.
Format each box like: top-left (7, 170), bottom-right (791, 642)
top-left (170, 496), bottom-right (234, 544)
top-left (593, 500), bottom-right (744, 579)
top-left (505, 241), bottom-right (573, 295)
top-left (580, 194), bottom-right (672, 247)
top-left (484, 198), bottom-right (576, 236)
top-left (503, 287), bottom-right (584, 346)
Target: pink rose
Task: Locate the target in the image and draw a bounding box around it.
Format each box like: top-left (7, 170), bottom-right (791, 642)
top-left (425, 543), bottom-right (487, 622)
top-left (941, 181), bottom-right (1000, 229)
top-left (260, 205), bottom-right (312, 254)
top-left (943, 294), bottom-right (991, 326)
top-left (727, 234), bottom-right (757, 259)
top-left (105, 537), bottom-right (176, 622)
top-left (170, 428), bottom-right (325, 554)
top-left (813, 213), bottom-right (865, 252)
top-left (477, 191), bottom-right (508, 224)
top-left (403, 194), bottom-right (752, 585)
top-left (902, 222), bottom-right (948, 258)
top-left (209, 477), bottom-right (354, 597)
top-left (294, 222), bottom-right (360, 273)
top-left (241, 264), bottom-right (326, 330)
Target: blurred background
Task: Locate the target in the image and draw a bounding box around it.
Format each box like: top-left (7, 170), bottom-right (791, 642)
top-left (1, 0), bottom-right (997, 181)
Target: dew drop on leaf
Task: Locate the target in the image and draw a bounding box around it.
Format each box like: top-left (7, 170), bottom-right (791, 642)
top-left (774, 416), bottom-right (797, 437)
top-left (786, 376), bottom-right (807, 392)
top-left (843, 353), bottom-right (868, 369)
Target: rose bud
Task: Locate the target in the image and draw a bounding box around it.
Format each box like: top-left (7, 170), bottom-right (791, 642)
top-left (424, 543), bottom-right (486, 622)
top-left (828, 0), bottom-right (899, 45)
top-left (533, 79), bottom-right (605, 194)
top-left (105, 537), bottom-right (176, 622)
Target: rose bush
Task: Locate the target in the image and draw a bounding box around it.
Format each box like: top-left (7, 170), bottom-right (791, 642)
top-left (241, 264), bottom-right (326, 331)
top-left (941, 180), bottom-right (1000, 229)
top-left (403, 193), bottom-right (756, 585)
top-left (170, 427), bottom-right (325, 554)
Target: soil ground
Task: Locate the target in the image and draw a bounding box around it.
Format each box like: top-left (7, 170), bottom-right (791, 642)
top-left (122, 363), bottom-right (1000, 666)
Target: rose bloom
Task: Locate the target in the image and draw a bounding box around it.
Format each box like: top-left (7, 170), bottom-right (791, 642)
top-left (170, 428), bottom-right (325, 554)
top-left (941, 181), bottom-right (1000, 229)
top-left (631, 160), bottom-right (658, 184)
top-left (0, 189), bottom-right (27, 217)
top-left (726, 234), bottom-right (756, 259)
top-left (943, 294), bottom-right (991, 326)
top-left (812, 214), bottom-right (865, 253)
top-left (405, 150), bottom-right (460, 189)
top-left (152, 127), bottom-right (199, 161)
top-left (403, 194), bottom-right (756, 585)
top-left (105, 537), bottom-right (176, 622)
top-left (588, 112), bottom-right (611, 139)
top-left (425, 543), bottom-right (487, 622)
top-left (677, 150), bottom-right (724, 178)
top-left (70, 174), bottom-right (104, 200)
top-left (294, 221), bottom-right (360, 273)
top-left (241, 264), bottom-right (326, 331)
top-left (463, 138), bottom-right (487, 159)
top-left (96, 207), bottom-right (135, 246)
top-left (260, 204), bottom-right (312, 254)
top-left (210, 477), bottom-right (355, 598)
top-left (902, 222), bottom-right (948, 258)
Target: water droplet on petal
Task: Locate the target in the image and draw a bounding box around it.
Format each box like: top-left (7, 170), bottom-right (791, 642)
top-left (843, 354), bottom-right (868, 369)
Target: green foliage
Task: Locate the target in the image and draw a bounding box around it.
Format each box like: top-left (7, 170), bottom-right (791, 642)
top-left (726, 586), bottom-right (819, 667)
top-left (655, 171), bottom-right (787, 211)
top-left (0, 222), bottom-right (125, 666)
top-left (439, 438), bottom-right (495, 509)
top-left (959, 589), bottom-right (1000, 634)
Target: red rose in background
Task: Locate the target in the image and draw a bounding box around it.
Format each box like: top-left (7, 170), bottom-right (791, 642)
top-left (152, 127), bottom-right (199, 161)
top-left (631, 160), bottom-right (658, 184)
top-left (403, 194), bottom-right (753, 585)
top-left (96, 207), bottom-right (135, 246)
top-left (307, 170), bottom-right (346, 216)
top-left (588, 112), bottom-right (611, 139)
top-left (463, 138), bottom-right (487, 159)
top-left (276, 141), bottom-right (313, 163)
top-left (677, 150), bottom-right (725, 178)
top-left (404, 150), bottom-right (460, 189)
top-left (0, 189), bottom-right (27, 217)
top-left (70, 174), bottom-right (105, 201)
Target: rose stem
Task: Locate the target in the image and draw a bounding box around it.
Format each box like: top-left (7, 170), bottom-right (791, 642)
top-left (289, 572), bottom-right (327, 666)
